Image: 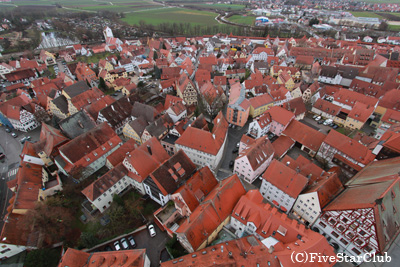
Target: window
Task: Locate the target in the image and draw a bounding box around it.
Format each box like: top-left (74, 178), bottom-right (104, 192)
top-left (351, 248), bottom-right (361, 255)
top-left (319, 221), bottom-right (327, 228)
top-left (340, 238), bottom-right (348, 245)
top-left (331, 231), bottom-right (339, 238)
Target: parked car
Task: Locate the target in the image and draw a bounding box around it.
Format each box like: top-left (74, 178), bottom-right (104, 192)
top-left (318, 120), bottom-right (324, 124)
top-left (236, 142), bottom-right (240, 148)
top-left (11, 132), bottom-right (17, 138)
top-left (114, 241), bottom-right (121, 251)
top-left (332, 124), bottom-right (339, 129)
top-left (148, 224), bottom-right (156, 237)
top-left (323, 119), bottom-right (333, 126)
top-left (120, 238), bottom-right (129, 249)
top-left (229, 160), bottom-right (234, 168)
top-left (312, 114), bottom-right (318, 119)
top-left (232, 148), bottom-right (238, 153)
top-left (5, 128), bottom-right (11, 133)
top-left (128, 236), bottom-right (136, 248)
top-left (314, 116), bottom-right (322, 121)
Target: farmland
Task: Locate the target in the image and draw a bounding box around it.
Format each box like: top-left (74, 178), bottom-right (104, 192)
top-left (350, 11), bottom-right (385, 19)
top-left (121, 7), bottom-right (219, 27)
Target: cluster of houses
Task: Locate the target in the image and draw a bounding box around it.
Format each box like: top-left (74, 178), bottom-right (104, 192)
top-left (0, 29), bottom-right (400, 267)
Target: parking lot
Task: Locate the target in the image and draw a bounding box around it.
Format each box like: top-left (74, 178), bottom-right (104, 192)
top-left (301, 113), bottom-right (336, 135)
top-left (91, 223), bottom-right (169, 267)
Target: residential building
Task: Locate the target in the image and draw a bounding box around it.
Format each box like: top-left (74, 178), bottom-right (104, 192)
top-left (123, 137), bottom-right (170, 195)
top-left (105, 138), bottom-right (137, 169)
top-left (317, 130), bottom-right (375, 179)
top-left (175, 111), bottom-right (228, 170)
top-left (56, 123), bottom-right (122, 180)
top-left (227, 82), bottom-right (250, 127)
top-left (161, 235), bottom-right (280, 267)
top-left (234, 136), bottom-right (275, 184)
top-left (176, 174), bottom-right (246, 252)
top-left (229, 190), bottom-right (336, 267)
top-left (248, 93), bottom-right (274, 117)
top-left (58, 248), bottom-right (150, 267)
top-left (81, 163), bottom-right (134, 213)
top-left (143, 150), bottom-right (197, 206)
top-left (260, 159), bottom-right (308, 213)
top-left (176, 72), bottom-right (197, 105)
top-left (97, 97), bottom-right (135, 134)
top-left (314, 157), bottom-right (400, 266)
top-left (282, 120), bottom-right (326, 157)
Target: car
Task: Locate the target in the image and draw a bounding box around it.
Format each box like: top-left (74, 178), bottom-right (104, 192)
top-left (112, 93), bottom-right (118, 96)
top-left (128, 236), bottom-right (136, 248)
top-left (0, 153), bottom-right (5, 160)
top-left (11, 132), bottom-right (17, 138)
top-left (329, 122), bottom-right (335, 127)
top-left (268, 133), bottom-right (275, 140)
top-left (323, 119), bottom-right (333, 126)
top-left (105, 245), bottom-right (113, 251)
top-left (114, 241), bottom-right (121, 251)
top-left (232, 148), bottom-right (238, 153)
top-left (312, 114), bottom-right (318, 119)
top-left (120, 238), bottom-right (129, 250)
top-left (333, 124), bottom-right (339, 129)
top-left (148, 224), bottom-right (156, 237)
top-left (229, 160), bottom-right (234, 168)
top-left (5, 128), bottom-right (11, 133)
top-left (318, 120), bottom-right (324, 124)
top-left (236, 142), bottom-right (240, 148)
top-left (314, 116), bottom-right (322, 121)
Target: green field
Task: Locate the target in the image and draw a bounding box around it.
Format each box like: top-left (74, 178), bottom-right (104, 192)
top-left (388, 24), bottom-right (400, 31)
top-left (122, 7), bottom-right (219, 26)
top-left (356, 0), bottom-right (400, 3)
top-left (227, 15), bottom-right (254, 25)
top-left (350, 11), bottom-right (385, 19)
top-left (184, 3), bottom-right (246, 11)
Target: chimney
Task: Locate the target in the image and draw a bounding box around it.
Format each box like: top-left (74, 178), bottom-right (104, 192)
top-left (268, 246), bottom-right (275, 254)
top-left (147, 145), bottom-right (152, 155)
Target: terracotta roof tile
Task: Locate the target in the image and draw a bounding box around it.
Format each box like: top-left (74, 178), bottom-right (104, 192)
top-left (262, 160), bottom-right (308, 198)
top-left (283, 120), bottom-right (326, 151)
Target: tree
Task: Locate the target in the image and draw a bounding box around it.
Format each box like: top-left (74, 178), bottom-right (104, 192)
top-left (378, 21), bottom-right (388, 31)
top-left (79, 232), bottom-right (100, 249)
top-left (25, 248), bottom-right (61, 267)
top-left (20, 202), bottom-right (74, 247)
top-left (309, 18), bottom-right (319, 27)
top-left (99, 77), bottom-right (107, 90)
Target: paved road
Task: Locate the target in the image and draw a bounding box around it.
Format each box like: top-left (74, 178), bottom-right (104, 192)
top-left (0, 125), bottom-right (41, 230)
top-left (216, 121), bottom-right (250, 180)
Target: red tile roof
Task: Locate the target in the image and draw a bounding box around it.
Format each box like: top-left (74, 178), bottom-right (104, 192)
top-left (176, 174), bottom-right (246, 251)
top-left (161, 235), bottom-right (280, 267)
top-left (379, 89), bottom-right (400, 110)
top-left (237, 136), bottom-right (274, 170)
top-left (58, 123), bottom-right (122, 173)
top-left (281, 155), bottom-right (324, 181)
top-left (175, 111), bottom-right (228, 155)
top-left (265, 106), bottom-right (295, 126)
top-left (58, 248), bottom-right (147, 267)
top-left (249, 93), bottom-right (274, 109)
top-left (232, 190), bottom-right (336, 266)
top-left (106, 138), bottom-right (137, 167)
top-left (333, 88), bottom-right (378, 108)
top-left (282, 120), bottom-right (326, 152)
top-left (262, 160), bottom-right (308, 198)
top-left (347, 101), bottom-right (374, 123)
top-left (173, 166), bottom-right (218, 213)
top-left (313, 98), bottom-right (341, 116)
top-left (124, 137), bottom-right (170, 179)
top-left (271, 136), bottom-right (295, 159)
top-left (322, 130), bottom-right (375, 165)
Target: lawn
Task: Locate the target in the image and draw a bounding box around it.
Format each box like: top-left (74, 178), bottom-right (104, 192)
top-left (122, 7), bottom-right (219, 27)
top-left (389, 24), bottom-right (400, 31)
top-left (227, 15), bottom-right (255, 25)
top-left (184, 3), bottom-right (246, 11)
top-left (350, 11), bottom-right (385, 19)
top-left (74, 52), bottom-right (112, 64)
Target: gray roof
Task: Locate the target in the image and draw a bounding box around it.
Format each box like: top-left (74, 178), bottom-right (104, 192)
top-left (58, 110), bottom-right (97, 139)
top-left (131, 102), bottom-right (158, 123)
top-left (51, 95), bottom-right (69, 115)
top-left (145, 114), bottom-right (173, 138)
top-left (127, 117), bottom-right (148, 137)
top-left (64, 81), bottom-right (90, 98)
top-left (99, 97), bottom-right (134, 128)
